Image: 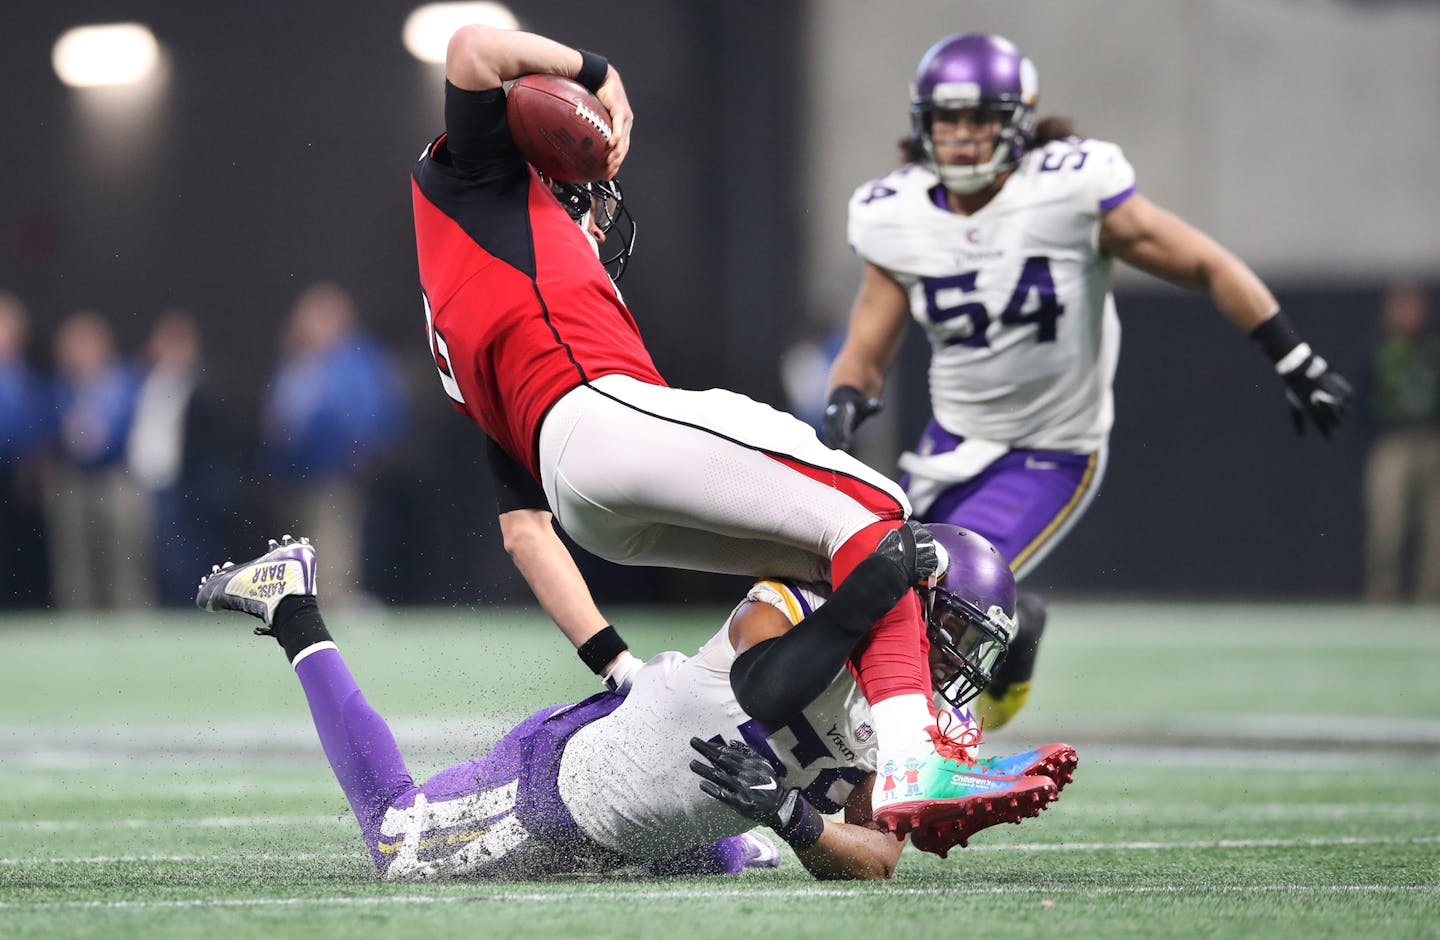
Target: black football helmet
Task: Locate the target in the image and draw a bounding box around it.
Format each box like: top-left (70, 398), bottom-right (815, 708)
top-left (552, 178), bottom-right (636, 283)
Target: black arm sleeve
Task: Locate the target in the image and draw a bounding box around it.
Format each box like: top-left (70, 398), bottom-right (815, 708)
top-left (443, 81), bottom-right (524, 178)
top-left (730, 554), bottom-right (911, 726)
top-left (486, 436), bottom-right (549, 514)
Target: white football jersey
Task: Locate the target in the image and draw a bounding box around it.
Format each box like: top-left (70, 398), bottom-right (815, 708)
top-left (848, 138), bottom-right (1136, 452)
top-left (557, 580), bottom-right (877, 858)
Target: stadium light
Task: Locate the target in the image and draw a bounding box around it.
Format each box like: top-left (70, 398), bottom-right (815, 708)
top-left (52, 23), bottom-right (159, 88)
top-left (404, 2), bottom-right (518, 64)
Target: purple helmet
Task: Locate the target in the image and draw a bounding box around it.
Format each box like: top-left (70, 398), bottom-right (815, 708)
top-left (910, 33), bottom-right (1039, 194)
top-left (922, 524), bottom-right (1018, 709)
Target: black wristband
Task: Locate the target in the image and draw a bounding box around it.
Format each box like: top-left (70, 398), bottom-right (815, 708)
top-left (1249, 309), bottom-right (1303, 364)
top-left (575, 49), bottom-right (609, 93)
top-left (577, 625), bottom-right (628, 675)
top-left (774, 791), bottom-right (825, 850)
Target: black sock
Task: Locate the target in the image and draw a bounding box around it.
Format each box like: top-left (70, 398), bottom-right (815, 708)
top-left (994, 591), bottom-right (1047, 690)
top-left (271, 596), bottom-right (333, 663)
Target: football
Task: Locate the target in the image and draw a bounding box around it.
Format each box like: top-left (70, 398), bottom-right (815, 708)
top-left (505, 74), bottom-right (612, 183)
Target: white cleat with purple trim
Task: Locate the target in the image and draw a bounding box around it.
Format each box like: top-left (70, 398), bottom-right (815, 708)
top-left (196, 535), bottom-right (317, 633)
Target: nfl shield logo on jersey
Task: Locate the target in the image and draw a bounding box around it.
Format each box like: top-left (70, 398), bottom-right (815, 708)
top-left (855, 723), bottom-right (874, 743)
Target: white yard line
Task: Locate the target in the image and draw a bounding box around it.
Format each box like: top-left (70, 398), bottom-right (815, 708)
top-left (7, 803), bottom-right (1435, 833)
top-left (6, 714), bottom-right (1440, 749)
top-left (3, 834), bottom-right (1436, 866)
top-left (2, 883), bottom-right (1437, 911)
top-left (0, 814), bottom-right (349, 831)
top-left (2, 711), bottom-right (1440, 771)
top-left (1054, 801), bottom-right (1440, 819)
top-left (0, 852), bottom-right (356, 865)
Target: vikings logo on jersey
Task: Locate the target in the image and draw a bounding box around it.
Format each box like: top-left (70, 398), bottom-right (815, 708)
top-left (847, 137), bottom-right (1137, 453)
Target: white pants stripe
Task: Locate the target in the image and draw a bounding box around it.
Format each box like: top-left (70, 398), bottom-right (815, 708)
top-left (538, 375), bottom-right (910, 582)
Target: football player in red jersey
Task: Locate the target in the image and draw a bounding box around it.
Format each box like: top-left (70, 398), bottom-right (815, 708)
top-left (411, 25), bottom-right (1035, 853)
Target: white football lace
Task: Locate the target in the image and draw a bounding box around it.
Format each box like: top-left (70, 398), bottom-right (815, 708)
top-left (574, 102), bottom-right (613, 141)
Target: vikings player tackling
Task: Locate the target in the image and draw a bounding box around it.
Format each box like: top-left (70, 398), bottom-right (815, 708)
top-left (412, 23), bottom-right (1071, 853)
top-left (195, 529), bottom-right (1074, 880)
top-left (824, 34), bottom-right (1353, 730)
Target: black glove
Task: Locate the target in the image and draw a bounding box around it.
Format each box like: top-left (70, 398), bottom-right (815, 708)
top-left (874, 519), bottom-right (946, 587)
top-left (1250, 311), bottom-right (1352, 439)
top-left (1279, 347), bottom-right (1353, 438)
top-left (821, 386), bottom-right (883, 452)
top-left (689, 737), bottom-right (824, 848)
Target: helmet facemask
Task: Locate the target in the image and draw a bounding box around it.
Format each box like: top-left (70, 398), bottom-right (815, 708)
top-left (550, 178), bottom-right (636, 283)
top-left (924, 582), bottom-right (1016, 709)
top-left (912, 99), bottom-right (1036, 194)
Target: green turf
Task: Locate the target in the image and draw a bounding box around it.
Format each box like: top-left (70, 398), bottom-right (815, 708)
top-left (2, 603), bottom-right (1437, 938)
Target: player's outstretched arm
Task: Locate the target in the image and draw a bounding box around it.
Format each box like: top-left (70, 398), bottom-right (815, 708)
top-left (498, 509), bottom-right (640, 692)
top-left (445, 26), bottom-right (631, 179)
top-left (801, 774), bottom-right (904, 881)
top-left (823, 264), bottom-right (910, 450)
top-left (1100, 194), bottom-right (1352, 436)
top-left (1099, 193), bottom-right (1276, 332)
top-left (689, 739), bottom-right (901, 880)
top-left (488, 438), bottom-right (640, 690)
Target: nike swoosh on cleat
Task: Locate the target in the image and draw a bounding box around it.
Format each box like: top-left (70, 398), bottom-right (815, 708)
top-left (749, 781), bottom-right (778, 791)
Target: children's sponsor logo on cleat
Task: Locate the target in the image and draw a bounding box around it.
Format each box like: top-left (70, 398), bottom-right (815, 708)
top-left (952, 773), bottom-right (1004, 791)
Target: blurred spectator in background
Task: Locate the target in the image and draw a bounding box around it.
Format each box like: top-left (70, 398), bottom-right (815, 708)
top-left (263, 283), bottom-right (404, 606)
top-left (127, 310), bottom-right (239, 606)
top-left (779, 321), bottom-right (845, 433)
top-left (49, 312), bottom-right (148, 609)
top-left (0, 291), bottom-right (54, 607)
top-left (1363, 282), bottom-right (1440, 605)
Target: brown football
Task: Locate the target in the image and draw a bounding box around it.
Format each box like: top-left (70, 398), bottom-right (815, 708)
top-left (505, 73), bottom-right (612, 183)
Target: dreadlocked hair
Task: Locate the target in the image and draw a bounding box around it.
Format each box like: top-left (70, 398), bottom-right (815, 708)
top-left (897, 134), bottom-right (925, 166)
top-left (1031, 115), bottom-right (1079, 148)
top-left (897, 116), bottom-right (1078, 169)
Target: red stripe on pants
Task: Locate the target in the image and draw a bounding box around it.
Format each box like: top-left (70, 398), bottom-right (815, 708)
top-left (760, 452), bottom-right (905, 519)
top-left (832, 520), bottom-right (930, 705)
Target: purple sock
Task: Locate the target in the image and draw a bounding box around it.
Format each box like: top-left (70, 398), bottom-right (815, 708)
top-left (292, 644), bottom-right (415, 866)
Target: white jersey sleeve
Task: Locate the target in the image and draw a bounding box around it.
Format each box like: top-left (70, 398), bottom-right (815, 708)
top-left (846, 141), bottom-right (1135, 452)
top-left (556, 580), bottom-right (876, 859)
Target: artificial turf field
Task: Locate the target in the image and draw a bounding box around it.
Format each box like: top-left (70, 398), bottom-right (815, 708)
top-left (2, 602), bottom-right (1437, 938)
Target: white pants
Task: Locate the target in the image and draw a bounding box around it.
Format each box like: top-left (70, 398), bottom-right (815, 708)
top-left (539, 376), bottom-right (910, 582)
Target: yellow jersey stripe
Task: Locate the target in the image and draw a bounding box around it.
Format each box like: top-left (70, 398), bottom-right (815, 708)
top-left (757, 579), bottom-right (804, 625)
top-left (1009, 452), bottom-right (1098, 572)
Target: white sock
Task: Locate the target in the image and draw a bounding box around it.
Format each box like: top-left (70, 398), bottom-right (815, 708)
top-left (869, 694), bottom-right (936, 757)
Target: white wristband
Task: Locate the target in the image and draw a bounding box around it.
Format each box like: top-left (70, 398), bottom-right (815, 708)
top-left (603, 650), bottom-right (644, 694)
top-left (1275, 342), bottom-right (1312, 376)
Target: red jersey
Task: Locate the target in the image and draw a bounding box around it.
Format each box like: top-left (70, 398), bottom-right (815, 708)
top-left (411, 83), bottom-right (665, 478)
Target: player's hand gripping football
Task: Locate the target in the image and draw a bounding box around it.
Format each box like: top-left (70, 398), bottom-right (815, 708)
top-left (821, 386), bottom-right (883, 452)
top-left (689, 738), bottom-right (800, 832)
top-left (594, 65), bottom-right (632, 179)
top-left (875, 520), bottom-right (947, 589)
top-left (1278, 348), bottom-right (1353, 438)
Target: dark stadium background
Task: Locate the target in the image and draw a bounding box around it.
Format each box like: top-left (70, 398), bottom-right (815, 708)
top-left (0, 1), bottom-right (1400, 607)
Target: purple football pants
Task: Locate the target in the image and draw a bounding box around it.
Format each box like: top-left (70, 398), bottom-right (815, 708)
top-left (292, 645), bottom-right (751, 877)
top-left (904, 420), bottom-right (1105, 578)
